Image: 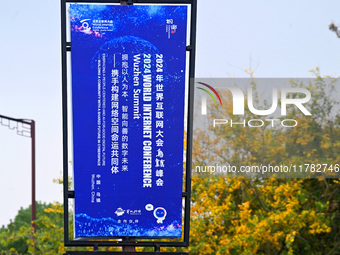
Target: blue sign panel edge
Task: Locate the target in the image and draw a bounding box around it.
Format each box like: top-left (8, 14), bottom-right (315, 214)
top-left (70, 4), bottom-right (188, 238)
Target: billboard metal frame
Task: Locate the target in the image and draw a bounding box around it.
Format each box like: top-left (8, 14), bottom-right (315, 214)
top-left (61, 0), bottom-right (197, 252)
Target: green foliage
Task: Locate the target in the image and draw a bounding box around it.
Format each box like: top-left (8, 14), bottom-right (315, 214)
top-left (186, 71), bottom-right (340, 254)
top-left (0, 202), bottom-right (63, 254)
top-left (0, 191), bottom-right (120, 254)
top-left (2, 70), bottom-right (340, 254)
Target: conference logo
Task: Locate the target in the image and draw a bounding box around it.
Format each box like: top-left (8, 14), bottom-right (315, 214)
top-left (115, 207), bottom-right (125, 216)
top-left (80, 19), bottom-right (92, 33)
top-left (196, 81), bottom-right (312, 128)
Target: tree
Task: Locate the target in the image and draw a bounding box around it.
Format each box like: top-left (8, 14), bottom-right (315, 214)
top-left (0, 202), bottom-right (64, 254)
top-left (188, 71), bottom-right (340, 254)
top-left (2, 71), bottom-right (339, 254)
top-left (0, 178), bottom-right (121, 254)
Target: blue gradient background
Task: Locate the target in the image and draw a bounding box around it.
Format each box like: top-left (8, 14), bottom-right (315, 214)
top-left (70, 4), bottom-right (187, 238)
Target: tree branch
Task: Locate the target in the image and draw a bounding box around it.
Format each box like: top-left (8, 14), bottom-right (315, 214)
top-left (329, 23), bottom-right (340, 38)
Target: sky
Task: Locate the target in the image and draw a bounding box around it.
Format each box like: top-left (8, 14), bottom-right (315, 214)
top-left (0, 0), bottom-right (339, 227)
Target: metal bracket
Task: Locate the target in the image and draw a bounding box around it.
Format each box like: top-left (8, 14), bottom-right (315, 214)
top-left (120, 0), bottom-right (133, 5)
top-left (68, 190), bottom-right (75, 198)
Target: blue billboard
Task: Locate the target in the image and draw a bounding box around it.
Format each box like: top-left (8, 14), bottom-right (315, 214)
top-left (70, 4), bottom-right (187, 238)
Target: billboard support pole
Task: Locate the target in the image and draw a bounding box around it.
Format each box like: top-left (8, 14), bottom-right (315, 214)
top-left (122, 237), bottom-right (136, 252)
top-left (31, 120), bottom-right (36, 235)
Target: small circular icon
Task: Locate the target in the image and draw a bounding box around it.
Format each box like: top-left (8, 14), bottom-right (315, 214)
top-left (153, 207), bottom-right (167, 223)
top-left (145, 204), bottom-right (154, 211)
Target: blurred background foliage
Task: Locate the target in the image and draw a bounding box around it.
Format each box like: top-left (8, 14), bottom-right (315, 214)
top-left (1, 72), bottom-right (340, 254)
